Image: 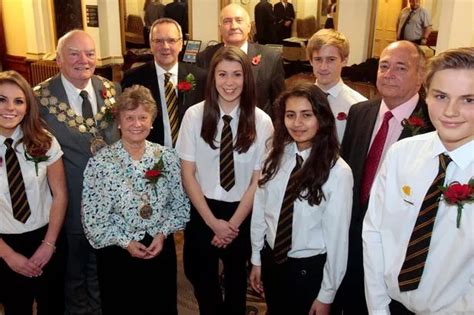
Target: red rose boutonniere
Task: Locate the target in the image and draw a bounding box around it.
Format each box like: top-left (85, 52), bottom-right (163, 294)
top-left (402, 110), bottom-right (426, 136)
top-left (144, 149), bottom-right (166, 188)
top-left (252, 54), bottom-right (262, 66)
top-left (24, 146), bottom-right (49, 176)
top-left (336, 112), bottom-right (347, 121)
top-left (178, 73), bottom-right (196, 93)
top-left (439, 179), bottom-right (474, 228)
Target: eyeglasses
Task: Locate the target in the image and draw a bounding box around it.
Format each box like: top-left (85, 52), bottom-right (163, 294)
top-left (151, 38), bottom-right (182, 45)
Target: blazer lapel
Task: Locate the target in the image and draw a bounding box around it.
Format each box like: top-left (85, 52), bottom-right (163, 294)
top-left (361, 101), bottom-right (381, 154)
top-left (248, 43), bottom-right (260, 80)
top-left (177, 63), bottom-right (187, 117)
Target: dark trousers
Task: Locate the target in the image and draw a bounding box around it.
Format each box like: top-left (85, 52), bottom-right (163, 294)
top-left (331, 224), bottom-right (414, 315)
top-left (184, 198), bottom-right (250, 315)
top-left (96, 234), bottom-right (178, 315)
top-left (261, 242), bottom-right (326, 315)
top-left (64, 233), bottom-right (101, 315)
top-left (0, 225), bottom-right (64, 315)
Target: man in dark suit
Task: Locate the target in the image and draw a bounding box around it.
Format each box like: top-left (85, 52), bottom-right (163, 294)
top-left (35, 30), bottom-right (120, 315)
top-left (274, 0), bottom-right (295, 43)
top-left (333, 40), bottom-right (434, 315)
top-left (196, 3), bottom-right (285, 116)
top-left (164, 0), bottom-right (188, 37)
top-left (254, 0), bottom-right (276, 45)
top-left (122, 18), bottom-right (206, 147)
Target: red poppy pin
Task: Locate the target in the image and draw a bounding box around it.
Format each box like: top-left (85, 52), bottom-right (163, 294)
top-left (336, 112), bottom-right (347, 121)
top-left (252, 54), bottom-right (262, 66)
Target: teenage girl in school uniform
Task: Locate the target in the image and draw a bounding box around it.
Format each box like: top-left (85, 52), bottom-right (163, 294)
top-left (250, 82), bottom-right (353, 315)
top-left (176, 46), bottom-right (273, 315)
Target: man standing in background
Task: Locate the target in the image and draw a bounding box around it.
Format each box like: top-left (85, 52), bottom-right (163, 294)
top-left (397, 0), bottom-right (432, 45)
top-left (274, 0), bottom-right (295, 44)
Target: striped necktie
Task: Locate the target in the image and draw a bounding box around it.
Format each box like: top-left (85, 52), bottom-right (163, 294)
top-left (164, 72), bottom-right (179, 146)
top-left (273, 153), bottom-right (303, 264)
top-left (4, 138), bottom-right (31, 223)
top-left (398, 154), bottom-right (452, 291)
top-left (220, 115), bottom-right (235, 191)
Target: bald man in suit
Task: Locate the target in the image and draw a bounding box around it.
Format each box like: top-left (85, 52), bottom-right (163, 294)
top-left (196, 3), bottom-right (285, 116)
top-left (332, 41), bottom-right (435, 315)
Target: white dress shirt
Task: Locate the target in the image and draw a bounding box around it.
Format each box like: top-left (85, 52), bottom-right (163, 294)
top-left (154, 61), bottom-right (179, 147)
top-left (61, 74), bottom-right (98, 117)
top-left (363, 132), bottom-right (474, 314)
top-left (176, 101), bottom-right (273, 202)
top-left (0, 127), bottom-right (63, 234)
top-left (318, 79), bottom-right (367, 142)
top-left (251, 142), bottom-right (353, 303)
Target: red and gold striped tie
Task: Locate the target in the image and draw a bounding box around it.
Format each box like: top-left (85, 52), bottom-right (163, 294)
top-left (273, 154), bottom-right (303, 264)
top-left (164, 72), bottom-right (179, 146)
top-left (398, 154), bottom-right (452, 291)
top-left (5, 138), bottom-right (31, 223)
top-left (220, 115), bottom-right (235, 191)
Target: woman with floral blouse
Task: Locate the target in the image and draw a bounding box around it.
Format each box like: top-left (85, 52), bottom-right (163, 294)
top-left (81, 85), bottom-right (189, 315)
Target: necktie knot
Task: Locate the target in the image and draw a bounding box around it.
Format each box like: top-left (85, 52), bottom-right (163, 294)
top-left (80, 90), bottom-right (89, 99)
top-left (383, 110), bottom-right (393, 122)
top-left (440, 154), bottom-right (452, 172)
top-left (4, 138), bottom-right (13, 149)
top-left (223, 115), bottom-right (232, 124)
top-left (164, 72), bottom-right (172, 84)
top-left (295, 154), bottom-right (303, 169)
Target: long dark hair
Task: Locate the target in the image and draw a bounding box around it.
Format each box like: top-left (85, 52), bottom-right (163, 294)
top-left (200, 46), bottom-right (257, 153)
top-left (0, 70), bottom-right (52, 152)
top-left (259, 82), bottom-right (339, 206)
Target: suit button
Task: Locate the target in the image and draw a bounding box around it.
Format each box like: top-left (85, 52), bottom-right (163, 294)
top-left (301, 269), bottom-right (307, 276)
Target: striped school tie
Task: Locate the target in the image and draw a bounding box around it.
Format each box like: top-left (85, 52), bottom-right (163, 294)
top-left (273, 154), bottom-right (303, 264)
top-left (220, 115), bottom-right (235, 191)
top-left (5, 138), bottom-right (31, 223)
top-left (398, 154), bottom-right (452, 291)
top-left (164, 72), bottom-right (179, 146)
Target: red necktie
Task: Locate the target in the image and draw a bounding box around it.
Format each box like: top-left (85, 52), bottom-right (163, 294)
top-left (360, 111), bottom-right (393, 205)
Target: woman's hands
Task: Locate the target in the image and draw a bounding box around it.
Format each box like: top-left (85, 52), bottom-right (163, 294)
top-left (29, 241), bottom-right (55, 269)
top-left (249, 265), bottom-right (265, 297)
top-left (126, 233), bottom-right (165, 259)
top-left (210, 219), bottom-right (239, 248)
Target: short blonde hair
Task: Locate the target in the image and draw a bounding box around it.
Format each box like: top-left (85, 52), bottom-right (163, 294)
top-left (306, 29), bottom-right (350, 60)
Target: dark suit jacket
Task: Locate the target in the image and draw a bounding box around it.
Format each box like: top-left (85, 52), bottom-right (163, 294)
top-left (255, 0), bottom-right (276, 44)
top-left (121, 61), bottom-right (206, 145)
top-left (196, 42), bottom-right (285, 116)
top-left (164, 1), bottom-right (188, 34)
top-left (341, 96), bottom-right (434, 228)
top-left (274, 2), bottom-right (295, 41)
top-left (36, 75), bottom-right (121, 234)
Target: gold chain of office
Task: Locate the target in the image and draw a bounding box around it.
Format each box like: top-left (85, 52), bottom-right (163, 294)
top-left (33, 77), bottom-right (117, 135)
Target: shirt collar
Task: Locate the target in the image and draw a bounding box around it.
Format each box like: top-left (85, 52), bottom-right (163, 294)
top-left (219, 105), bottom-right (240, 120)
top-left (287, 142), bottom-right (311, 162)
top-left (0, 126), bottom-right (23, 146)
top-left (319, 79), bottom-right (344, 98)
top-left (155, 61), bottom-right (179, 78)
top-left (61, 74), bottom-right (94, 99)
top-left (380, 93), bottom-right (419, 123)
top-left (429, 132), bottom-right (473, 171)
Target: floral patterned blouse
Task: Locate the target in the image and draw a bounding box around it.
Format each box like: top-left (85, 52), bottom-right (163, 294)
top-left (82, 140), bottom-right (190, 249)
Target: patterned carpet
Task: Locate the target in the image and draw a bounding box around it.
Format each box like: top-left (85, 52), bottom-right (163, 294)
top-left (0, 231), bottom-right (266, 315)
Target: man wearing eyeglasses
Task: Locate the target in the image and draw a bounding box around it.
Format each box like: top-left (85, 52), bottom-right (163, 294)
top-left (122, 18), bottom-right (206, 147)
top-left (196, 3), bottom-right (285, 116)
